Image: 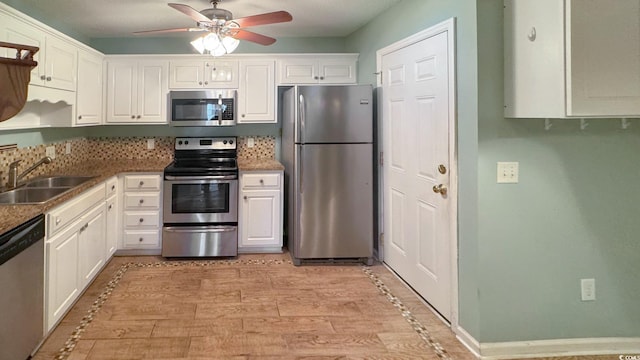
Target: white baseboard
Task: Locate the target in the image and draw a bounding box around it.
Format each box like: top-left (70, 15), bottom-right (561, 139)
top-left (453, 325), bottom-right (481, 358)
top-left (480, 338), bottom-right (640, 359)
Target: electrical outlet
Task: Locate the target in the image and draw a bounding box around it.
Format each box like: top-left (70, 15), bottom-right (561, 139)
top-left (147, 138), bottom-right (155, 150)
top-left (65, 142), bottom-right (71, 154)
top-left (497, 162), bottom-right (519, 183)
top-left (247, 137), bottom-right (255, 148)
top-left (581, 278), bottom-right (596, 301)
top-left (45, 146), bottom-right (56, 159)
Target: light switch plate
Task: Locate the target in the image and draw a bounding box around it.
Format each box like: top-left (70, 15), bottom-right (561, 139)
top-left (45, 146), bottom-right (56, 159)
top-left (497, 162), bottom-right (518, 183)
top-left (65, 142), bottom-right (71, 154)
top-left (147, 138), bottom-right (155, 150)
top-left (247, 137), bottom-right (255, 148)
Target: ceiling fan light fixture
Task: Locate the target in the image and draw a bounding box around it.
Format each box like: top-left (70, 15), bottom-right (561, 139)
top-left (191, 32), bottom-right (238, 56)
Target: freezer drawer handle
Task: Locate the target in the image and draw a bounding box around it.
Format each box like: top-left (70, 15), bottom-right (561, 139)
top-left (163, 226), bottom-right (237, 233)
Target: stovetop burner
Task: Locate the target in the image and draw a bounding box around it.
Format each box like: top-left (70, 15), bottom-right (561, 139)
top-left (165, 137), bottom-right (238, 177)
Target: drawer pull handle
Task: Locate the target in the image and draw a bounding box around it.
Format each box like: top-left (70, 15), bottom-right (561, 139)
top-left (108, 204), bottom-right (113, 210)
top-left (139, 181), bottom-right (144, 186)
top-left (139, 218), bottom-right (144, 223)
top-left (139, 237), bottom-right (144, 242)
top-left (259, 179), bottom-right (264, 184)
top-left (56, 218), bottom-right (61, 225)
top-left (111, 185), bottom-right (116, 190)
top-left (139, 199), bottom-right (144, 204)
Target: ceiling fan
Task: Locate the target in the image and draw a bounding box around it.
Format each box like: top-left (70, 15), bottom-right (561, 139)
top-left (134, 0), bottom-right (292, 52)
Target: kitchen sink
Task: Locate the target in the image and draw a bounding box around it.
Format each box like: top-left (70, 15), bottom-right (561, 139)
top-left (24, 176), bottom-right (95, 188)
top-left (0, 187), bottom-right (71, 204)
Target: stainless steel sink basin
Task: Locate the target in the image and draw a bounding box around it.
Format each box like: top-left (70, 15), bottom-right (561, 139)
top-left (24, 176), bottom-right (95, 188)
top-left (0, 187), bottom-right (71, 204)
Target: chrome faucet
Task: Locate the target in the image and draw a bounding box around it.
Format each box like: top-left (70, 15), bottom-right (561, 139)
top-left (7, 156), bottom-right (53, 189)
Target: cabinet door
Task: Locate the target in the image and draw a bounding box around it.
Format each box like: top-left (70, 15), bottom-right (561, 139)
top-left (106, 61), bottom-right (137, 123)
top-left (105, 196), bottom-right (118, 258)
top-left (278, 59), bottom-right (317, 84)
top-left (169, 60), bottom-right (205, 89)
top-left (3, 16), bottom-right (45, 85)
top-left (240, 189), bottom-right (281, 248)
top-left (238, 60), bottom-right (275, 123)
top-left (567, 0), bottom-right (640, 116)
top-left (319, 59), bottom-right (356, 84)
top-left (78, 204), bottom-right (106, 288)
top-left (138, 60), bottom-right (168, 123)
top-left (204, 60), bottom-right (239, 88)
top-left (45, 35), bottom-right (77, 91)
top-left (46, 223), bottom-right (81, 331)
top-left (76, 49), bottom-right (103, 126)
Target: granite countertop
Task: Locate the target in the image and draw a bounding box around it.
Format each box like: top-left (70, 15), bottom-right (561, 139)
top-left (238, 158), bottom-right (285, 171)
top-left (0, 159), bottom-right (171, 235)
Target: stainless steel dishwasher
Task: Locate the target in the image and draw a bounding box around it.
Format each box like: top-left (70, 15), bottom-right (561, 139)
top-left (0, 214), bottom-right (45, 360)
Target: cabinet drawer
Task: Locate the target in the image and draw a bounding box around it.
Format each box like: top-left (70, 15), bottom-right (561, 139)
top-left (48, 183), bottom-right (106, 236)
top-left (123, 230), bottom-right (160, 248)
top-left (124, 211), bottom-right (160, 228)
top-left (105, 176), bottom-right (118, 198)
top-left (124, 192), bottom-right (160, 209)
top-left (242, 173), bottom-right (280, 189)
top-left (124, 175), bottom-right (161, 191)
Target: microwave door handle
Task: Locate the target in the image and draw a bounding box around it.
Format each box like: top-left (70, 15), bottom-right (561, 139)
top-left (218, 93), bottom-right (223, 126)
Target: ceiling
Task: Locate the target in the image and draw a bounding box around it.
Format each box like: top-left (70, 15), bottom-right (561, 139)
top-left (17, 0), bottom-right (402, 39)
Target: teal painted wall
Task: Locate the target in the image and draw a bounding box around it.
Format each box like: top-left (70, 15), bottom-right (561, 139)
top-left (0, 128), bottom-right (89, 148)
top-left (476, 0), bottom-right (640, 341)
top-left (345, 0), bottom-right (481, 339)
top-left (90, 37), bottom-right (346, 54)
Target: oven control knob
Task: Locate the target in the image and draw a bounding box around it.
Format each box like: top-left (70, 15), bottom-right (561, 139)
top-left (178, 141), bottom-right (183, 145)
top-left (185, 141), bottom-right (189, 145)
top-left (223, 140), bottom-right (228, 144)
top-left (229, 140), bottom-right (234, 145)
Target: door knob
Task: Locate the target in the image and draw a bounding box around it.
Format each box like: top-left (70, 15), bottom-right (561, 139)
top-left (432, 184), bottom-right (448, 196)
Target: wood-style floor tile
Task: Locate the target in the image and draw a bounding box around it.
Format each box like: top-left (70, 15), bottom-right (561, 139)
top-left (188, 334), bottom-right (289, 356)
top-left (277, 300), bottom-right (362, 317)
top-left (152, 318), bottom-right (243, 337)
top-left (107, 302), bottom-right (197, 320)
top-left (195, 302), bottom-right (280, 319)
top-left (242, 317), bottom-right (335, 334)
top-left (84, 338), bottom-right (190, 359)
top-left (80, 320), bottom-right (156, 339)
top-left (283, 333), bottom-right (388, 356)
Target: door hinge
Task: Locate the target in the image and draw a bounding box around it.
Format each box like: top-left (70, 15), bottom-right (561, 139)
top-left (379, 151), bottom-right (384, 166)
top-left (375, 71), bottom-right (382, 85)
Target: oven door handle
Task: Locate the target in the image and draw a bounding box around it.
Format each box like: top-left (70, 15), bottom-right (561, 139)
top-left (163, 225), bottom-right (237, 233)
top-left (164, 175), bottom-right (238, 181)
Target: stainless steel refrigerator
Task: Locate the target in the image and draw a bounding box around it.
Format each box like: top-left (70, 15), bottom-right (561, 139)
top-left (281, 85), bottom-right (374, 265)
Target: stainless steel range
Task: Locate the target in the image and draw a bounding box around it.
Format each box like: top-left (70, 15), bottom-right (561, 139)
top-left (162, 137), bottom-right (238, 257)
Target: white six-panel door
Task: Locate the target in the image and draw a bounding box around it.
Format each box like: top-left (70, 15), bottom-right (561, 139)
top-left (381, 27), bottom-right (454, 320)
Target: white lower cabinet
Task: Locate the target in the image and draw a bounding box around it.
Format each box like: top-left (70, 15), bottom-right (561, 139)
top-left (105, 176), bottom-right (119, 257)
top-left (120, 173), bottom-right (162, 252)
top-left (238, 171), bottom-right (283, 253)
top-left (45, 182), bottom-right (107, 332)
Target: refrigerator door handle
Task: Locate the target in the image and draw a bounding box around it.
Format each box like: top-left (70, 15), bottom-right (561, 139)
top-left (299, 93), bottom-right (306, 143)
top-left (299, 146), bottom-right (303, 193)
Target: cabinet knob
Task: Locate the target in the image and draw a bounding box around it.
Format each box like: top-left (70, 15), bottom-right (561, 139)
top-left (136, 115), bottom-right (141, 119)
top-left (40, 75), bottom-right (46, 80)
top-left (242, 114), bottom-right (245, 118)
top-left (56, 218), bottom-right (61, 225)
top-left (108, 204), bottom-right (113, 210)
top-left (131, 115), bottom-right (136, 119)
top-left (139, 237), bottom-right (144, 242)
top-left (139, 199), bottom-right (144, 204)
top-left (78, 115), bottom-right (82, 120)
top-left (199, 81), bottom-right (203, 85)
top-left (320, 76), bottom-right (325, 80)
top-left (314, 76), bottom-right (319, 80)
top-left (244, 196), bottom-right (248, 200)
top-left (111, 185), bottom-right (116, 190)
top-left (139, 218), bottom-right (144, 223)
top-left (46, 76), bottom-right (52, 81)
top-left (139, 181), bottom-right (144, 186)
top-left (259, 179), bottom-right (264, 184)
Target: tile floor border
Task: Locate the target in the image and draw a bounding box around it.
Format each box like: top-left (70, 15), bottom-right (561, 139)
top-left (55, 259), bottom-right (454, 359)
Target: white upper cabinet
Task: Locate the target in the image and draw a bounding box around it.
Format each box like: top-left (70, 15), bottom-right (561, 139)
top-left (1, 14), bottom-right (77, 92)
top-left (75, 49), bottom-right (104, 126)
top-left (106, 59), bottom-right (168, 124)
top-left (504, 0), bottom-right (640, 118)
top-left (169, 59), bottom-right (239, 89)
top-left (278, 54), bottom-right (357, 84)
top-left (237, 59), bottom-right (275, 123)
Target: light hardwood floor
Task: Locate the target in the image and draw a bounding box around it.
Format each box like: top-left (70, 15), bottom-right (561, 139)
top-left (34, 253), bottom-right (477, 359)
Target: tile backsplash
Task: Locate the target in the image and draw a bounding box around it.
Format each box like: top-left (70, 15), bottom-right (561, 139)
top-left (0, 135), bottom-right (276, 186)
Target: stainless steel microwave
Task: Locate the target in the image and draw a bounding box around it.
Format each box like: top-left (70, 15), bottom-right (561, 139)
top-left (169, 90), bottom-right (237, 126)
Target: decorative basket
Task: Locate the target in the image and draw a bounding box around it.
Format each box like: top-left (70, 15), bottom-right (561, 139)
top-left (0, 41), bottom-right (39, 122)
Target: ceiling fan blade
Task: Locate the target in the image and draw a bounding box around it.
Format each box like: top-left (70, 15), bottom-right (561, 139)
top-left (168, 3), bottom-right (212, 24)
top-left (133, 27), bottom-right (204, 35)
top-left (233, 11), bottom-right (292, 28)
top-left (233, 29), bottom-right (277, 46)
